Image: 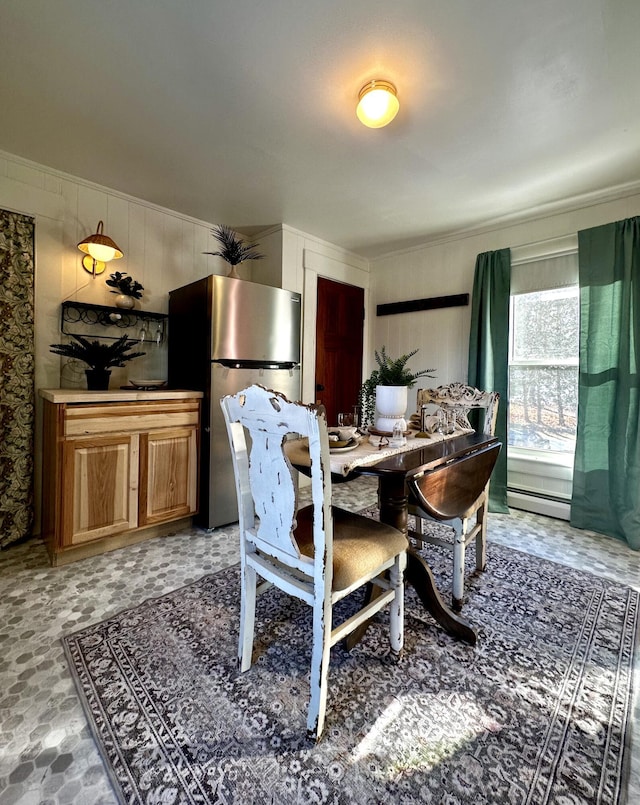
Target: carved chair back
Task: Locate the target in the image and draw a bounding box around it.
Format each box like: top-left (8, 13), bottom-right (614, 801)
top-left (417, 383), bottom-right (499, 436)
top-left (221, 382), bottom-right (332, 578)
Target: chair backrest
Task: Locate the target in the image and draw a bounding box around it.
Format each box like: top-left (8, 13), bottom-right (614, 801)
top-left (220, 384), bottom-right (333, 579)
top-left (417, 383), bottom-right (499, 436)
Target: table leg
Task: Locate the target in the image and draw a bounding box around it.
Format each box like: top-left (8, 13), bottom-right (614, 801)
top-left (405, 549), bottom-right (477, 645)
top-left (379, 475), bottom-right (477, 646)
top-left (345, 475), bottom-right (477, 650)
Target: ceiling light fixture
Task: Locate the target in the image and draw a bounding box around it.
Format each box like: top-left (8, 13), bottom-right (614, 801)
top-left (356, 80), bottom-right (399, 128)
top-left (77, 220), bottom-right (124, 276)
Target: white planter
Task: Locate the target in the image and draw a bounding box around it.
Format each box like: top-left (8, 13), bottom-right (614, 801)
top-left (375, 385), bottom-right (408, 432)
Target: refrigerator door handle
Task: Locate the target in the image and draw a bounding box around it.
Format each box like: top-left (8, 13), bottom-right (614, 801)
top-left (213, 359), bottom-right (298, 371)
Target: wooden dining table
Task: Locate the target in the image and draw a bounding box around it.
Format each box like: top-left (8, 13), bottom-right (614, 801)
top-left (287, 430), bottom-right (501, 647)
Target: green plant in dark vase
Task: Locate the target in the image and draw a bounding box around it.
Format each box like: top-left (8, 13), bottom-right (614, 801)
top-left (357, 346), bottom-right (435, 428)
top-left (50, 334), bottom-right (146, 390)
top-left (203, 224), bottom-right (264, 278)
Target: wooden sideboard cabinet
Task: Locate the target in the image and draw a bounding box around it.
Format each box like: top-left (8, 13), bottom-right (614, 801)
top-left (39, 390), bottom-right (202, 565)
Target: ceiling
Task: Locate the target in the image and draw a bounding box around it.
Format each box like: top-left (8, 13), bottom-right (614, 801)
top-left (1, 0), bottom-right (639, 258)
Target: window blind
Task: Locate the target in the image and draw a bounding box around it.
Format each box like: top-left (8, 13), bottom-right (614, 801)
top-left (510, 235), bottom-right (578, 295)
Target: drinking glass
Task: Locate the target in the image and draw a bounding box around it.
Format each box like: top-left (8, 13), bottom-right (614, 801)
top-left (338, 412), bottom-right (356, 427)
top-left (390, 419), bottom-right (406, 447)
top-left (446, 409), bottom-right (456, 435)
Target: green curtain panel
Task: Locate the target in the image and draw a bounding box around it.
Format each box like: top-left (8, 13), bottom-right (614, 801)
top-left (571, 216), bottom-right (640, 550)
top-left (468, 248), bottom-right (510, 512)
top-left (0, 209), bottom-right (35, 549)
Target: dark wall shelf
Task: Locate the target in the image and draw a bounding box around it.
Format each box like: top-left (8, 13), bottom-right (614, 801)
top-left (376, 293), bottom-right (469, 317)
top-left (61, 301), bottom-right (167, 342)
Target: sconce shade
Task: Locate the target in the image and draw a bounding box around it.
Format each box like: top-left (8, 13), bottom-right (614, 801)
top-left (77, 221), bottom-right (123, 262)
top-left (356, 80), bottom-right (399, 128)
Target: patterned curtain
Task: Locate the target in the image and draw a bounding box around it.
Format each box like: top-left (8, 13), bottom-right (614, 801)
top-left (0, 210), bottom-right (35, 549)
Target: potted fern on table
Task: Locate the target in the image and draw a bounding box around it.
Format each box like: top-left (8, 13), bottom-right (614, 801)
top-left (50, 334), bottom-right (146, 390)
top-left (358, 346), bottom-right (435, 432)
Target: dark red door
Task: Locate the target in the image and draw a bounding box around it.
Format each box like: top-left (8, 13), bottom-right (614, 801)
top-left (315, 277), bottom-right (364, 427)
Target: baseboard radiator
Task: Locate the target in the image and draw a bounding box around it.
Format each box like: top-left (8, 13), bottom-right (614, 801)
top-left (507, 489), bottom-right (571, 521)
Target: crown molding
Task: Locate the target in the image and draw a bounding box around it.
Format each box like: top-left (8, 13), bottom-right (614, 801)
top-left (371, 179), bottom-right (640, 262)
top-left (0, 148), bottom-right (218, 230)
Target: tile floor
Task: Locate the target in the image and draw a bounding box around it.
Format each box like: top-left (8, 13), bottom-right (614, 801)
top-left (0, 477), bottom-right (638, 804)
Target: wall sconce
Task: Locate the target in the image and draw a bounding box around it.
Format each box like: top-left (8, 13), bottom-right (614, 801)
top-left (77, 220), bottom-right (124, 276)
top-left (356, 80), bottom-right (399, 128)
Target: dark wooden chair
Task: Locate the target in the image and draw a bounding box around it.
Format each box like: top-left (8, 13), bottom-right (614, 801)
top-left (408, 384), bottom-right (500, 609)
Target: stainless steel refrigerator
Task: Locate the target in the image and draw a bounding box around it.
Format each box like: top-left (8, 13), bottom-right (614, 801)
top-left (168, 275), bottom-right (301, 528)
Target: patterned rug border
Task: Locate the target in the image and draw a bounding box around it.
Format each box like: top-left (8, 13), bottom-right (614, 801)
top-left (62, 542), bottom-right (639, 645)
top-left (62, 543), bottom-right (639, 805)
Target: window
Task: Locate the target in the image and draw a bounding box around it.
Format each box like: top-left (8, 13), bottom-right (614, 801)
top-left (509, 287), bottom-right (579, 453)
top-left (507, 239), bottom-right (579, 515)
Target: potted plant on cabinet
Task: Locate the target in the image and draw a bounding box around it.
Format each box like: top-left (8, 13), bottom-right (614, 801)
top-left (358, 346), bottom-right (435, 432)
top-left (203, 224), bottom-right (264, 279)
top-left (50, 334), bottom-right (146, 390)
top-left (105, 271), bottom-right (144, 309)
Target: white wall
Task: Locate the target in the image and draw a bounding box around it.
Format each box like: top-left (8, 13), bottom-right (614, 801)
top-left (0, 150), bottom-right (242, 393)
top-left (370, 190), bottom-right (640, 413)
top-left (0, 153), bottom-right (369, 392)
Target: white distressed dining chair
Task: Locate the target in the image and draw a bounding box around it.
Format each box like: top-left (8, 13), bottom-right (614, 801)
top-left (408, 383), bottom-right (500, 610)
top-left (220, 384), bottom-right (408, 742)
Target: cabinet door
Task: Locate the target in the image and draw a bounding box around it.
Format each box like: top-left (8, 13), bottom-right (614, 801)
top-left (139, 426), bottom-right (198, 525)
top-left (62, 434), bottom-right (139, 546)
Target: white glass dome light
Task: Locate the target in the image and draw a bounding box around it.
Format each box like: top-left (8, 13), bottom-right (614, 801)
top-left (356, 80), bottom-right (399, 128)
top-left (87, 241), bottom-right (118, 262)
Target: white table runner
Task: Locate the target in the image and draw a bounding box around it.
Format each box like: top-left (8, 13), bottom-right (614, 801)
top-left (330, 428), bottom-right (473, 476)
top-left (285, 429), bottom-right (473, 478)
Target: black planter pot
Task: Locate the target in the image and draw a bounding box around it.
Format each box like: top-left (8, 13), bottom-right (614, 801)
top-left (85, 369), bottom-right (111, 391)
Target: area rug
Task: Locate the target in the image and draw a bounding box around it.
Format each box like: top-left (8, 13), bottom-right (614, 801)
top-left (62, 541), bottom-right (638, 805)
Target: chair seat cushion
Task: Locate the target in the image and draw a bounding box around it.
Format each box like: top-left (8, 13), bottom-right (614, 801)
top-left (294, 505), bottom-right (408, 592)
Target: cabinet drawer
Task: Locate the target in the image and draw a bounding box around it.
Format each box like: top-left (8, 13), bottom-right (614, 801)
top-left (64, 399), bottom-right (200, 437)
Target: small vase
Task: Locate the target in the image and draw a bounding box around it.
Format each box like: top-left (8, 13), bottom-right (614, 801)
top-left (375, 385), bottom-right (408, 433)
top-left (85, 369), bottom-right (111, 391)
top-left (227, 266), bottom-right (240, 279)
top-left (114, 294), bottom-right (135, 309)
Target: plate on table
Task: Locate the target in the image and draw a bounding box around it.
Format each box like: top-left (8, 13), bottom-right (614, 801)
top-left (329, 438), bottom-right (360, 453)
top-left (368, 426), bottom-right (410, 437)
